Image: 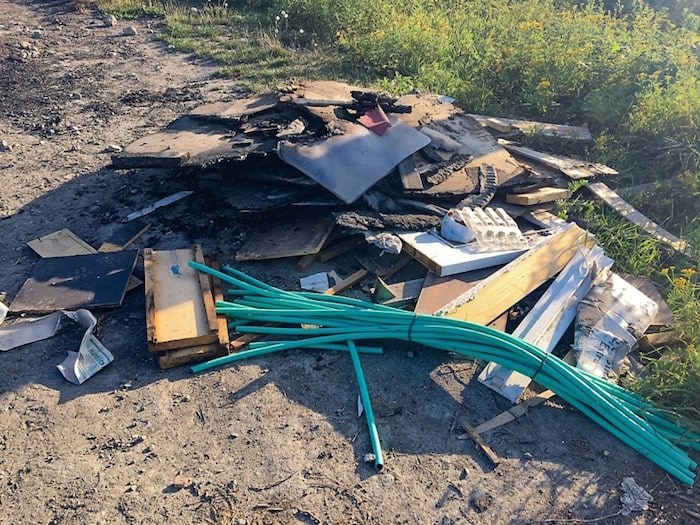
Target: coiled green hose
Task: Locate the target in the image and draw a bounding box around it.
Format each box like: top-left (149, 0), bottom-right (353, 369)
top-left (189, 261), bottom-right (698, 485)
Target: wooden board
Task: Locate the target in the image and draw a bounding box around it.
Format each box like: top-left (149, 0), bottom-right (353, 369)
top-left (506, 187), bottom-right (571, 206)
top-left (235, 217), bottom-right (335, 261)
top-left (399, 230), bottom-right (526, 277)
top-left (414, 268), bottom-right (499, 315)
top-left (144, 248), bottom-right (219, 351)
top-left (323, 269), bottom-right (369, 295)
top-left (112, 116), bottom-right (277, 169)
top-left (98, 219), bottom-right (150, 252)
top-left (27, 229), bottom-right (96, 258)
top-left (26, 229), bottom-right (142, 291)
top-left (437, 224), bottom-right (593, 325)
top-left (503, 143), bottom-right (618, 179)
top-left (157, 343), bottom-right (227, 370)
top-left (468, 114), bottom-right (592, 141)
top-left (398, 154), bottom-right (424, 190)
top-left (478, 246), bottom-right (612, 402)
top-left (586, 181), bottom-right (695, 258)
top-left (188, 93), bottom-right (279, 121)
top-left (10, 251), bottom-right (138, 313)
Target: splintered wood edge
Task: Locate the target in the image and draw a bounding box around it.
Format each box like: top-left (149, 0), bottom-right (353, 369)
top-left (143, 248), bottom-right (157, 345)
top-left (195, 245), bottom-right (219, 334)
top-left (208, 257), bottom-right (231, 349)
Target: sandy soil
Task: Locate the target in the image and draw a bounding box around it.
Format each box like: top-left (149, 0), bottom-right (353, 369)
top-left (0, 1), bottom-right (697, 524)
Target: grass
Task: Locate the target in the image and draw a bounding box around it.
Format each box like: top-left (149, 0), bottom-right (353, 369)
top-left (83, 0), bottom-right (700, 429)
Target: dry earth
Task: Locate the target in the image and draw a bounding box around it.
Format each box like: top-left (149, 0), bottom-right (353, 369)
top-left (0, 1), bottom-right (698, 524)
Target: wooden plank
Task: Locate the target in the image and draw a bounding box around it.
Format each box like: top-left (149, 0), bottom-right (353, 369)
top-left (474, 390), bottom-right (557, 435)
top-left (145, 248), bottom-right (218, 351)
top-left (323, 269), bottom-right (369, 295)
top-left (506, 187), bottom-right (571, 206)
top-left (10, 251), bottom-right (138, 314)
top-left (317, 235), bottom-right (363, 263)
top-left (468, 114), bottom-right (592, 141)
top-left (398, 154), bottom-right (424, 190)
top-left (461, 422), bottom-right (501, 466)
top-left (188, 93), bottom-right (279, 121)
top-left (382, 254), bottom-right (413, 280)
top-left (98, 219), bottom-right (150, 252)
top-left (503, 143), bottom-right (618, 179)
top-left (587, 181), bottom-right (695, 258)
top-left (235, 217), bottom-right (335, 262)
top-left (27, 229), bottom-right (96, 258)
top-left (478, 246), bottom-right (612, 402)
top-left (195, 246), bottom-right (218, 334)
top-left (437, 224), bottom-right (593, 325)
top-left (399, 230), bottom-right (527, 277)
top-left (208, 259), bottom-right (230, 349)
top-left (157, 343), bottom-right (227, 370)
top-left (296, 254), bottom-right (317, 271)
top-left (144, 248), bottom-right (157, 344)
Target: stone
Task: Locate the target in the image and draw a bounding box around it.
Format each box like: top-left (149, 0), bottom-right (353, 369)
top-left (0, 140), bottom-right (11, 153)
top-left (363, 453), bottom-right (376, 464)
top-left (104, 15), bottom-right (117, 28)
top-left (31, 30), bottom-right (42, 39)
top-left (105, 144), bottom-right (122, 153)
top-left (122, 26), bottom-right (137, 36)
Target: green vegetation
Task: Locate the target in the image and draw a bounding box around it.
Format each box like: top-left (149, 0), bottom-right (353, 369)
top-left (87, 0), bottom-right (700, 427)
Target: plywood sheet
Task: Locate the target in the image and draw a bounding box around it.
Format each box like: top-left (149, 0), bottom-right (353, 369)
top-left (414, 268), bottom-right (500, 314)
top-left (113, 116), bottom-right (276, 169)
top-left (188, 93), bottom-right (279, 121)
top-left (10, 251), bottom-right (138, 313)
top-left (278, 118), bottom-right (430, 204)
top-left (144, 248), bottom-right (218, 351)
top-left (98, 219), bottom-right (150, 252)
top-left (27, 229), bottom-right (95, 258)
top-left (235, 217), bottom-right (335, 261)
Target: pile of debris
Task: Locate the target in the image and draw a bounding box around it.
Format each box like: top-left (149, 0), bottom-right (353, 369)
top-left (0, 81), bottom-right (695, 483)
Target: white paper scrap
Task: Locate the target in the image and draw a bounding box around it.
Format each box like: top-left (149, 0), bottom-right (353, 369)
top-left (0, 308), bottom-right (113, 384)
top-left (300, 272), bottom-right (330, 293)
top-left (56, 310), bottom-right (114, 384)
top-left (0, 302), bottom-right (8, 324)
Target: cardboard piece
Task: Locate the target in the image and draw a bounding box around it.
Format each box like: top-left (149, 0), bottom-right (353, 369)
top-left (10, 251), bottom-right (138, 314)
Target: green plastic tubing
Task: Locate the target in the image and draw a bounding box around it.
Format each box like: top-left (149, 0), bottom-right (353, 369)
top-left (188, 260), bottom-right (699, 485)
top-left (347, 340), bottom-right (384, 469)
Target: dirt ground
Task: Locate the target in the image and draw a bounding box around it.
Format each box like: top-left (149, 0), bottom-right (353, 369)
top-left (0, 1), bottom-right (698, 524)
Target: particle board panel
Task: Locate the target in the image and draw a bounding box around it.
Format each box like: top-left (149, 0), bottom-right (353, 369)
top-left (188, 93), bottom-right (279, 121)
top-left (235, 217), bottom-right (335, 261)
top-left (10, 251), bottom-right (138, 313)
top-left (414, 268), bottom-right (500, 315)
top-left (144, 248), bottom-right (219, 351)
top-left (468, 114), bottom-right (593, 141)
